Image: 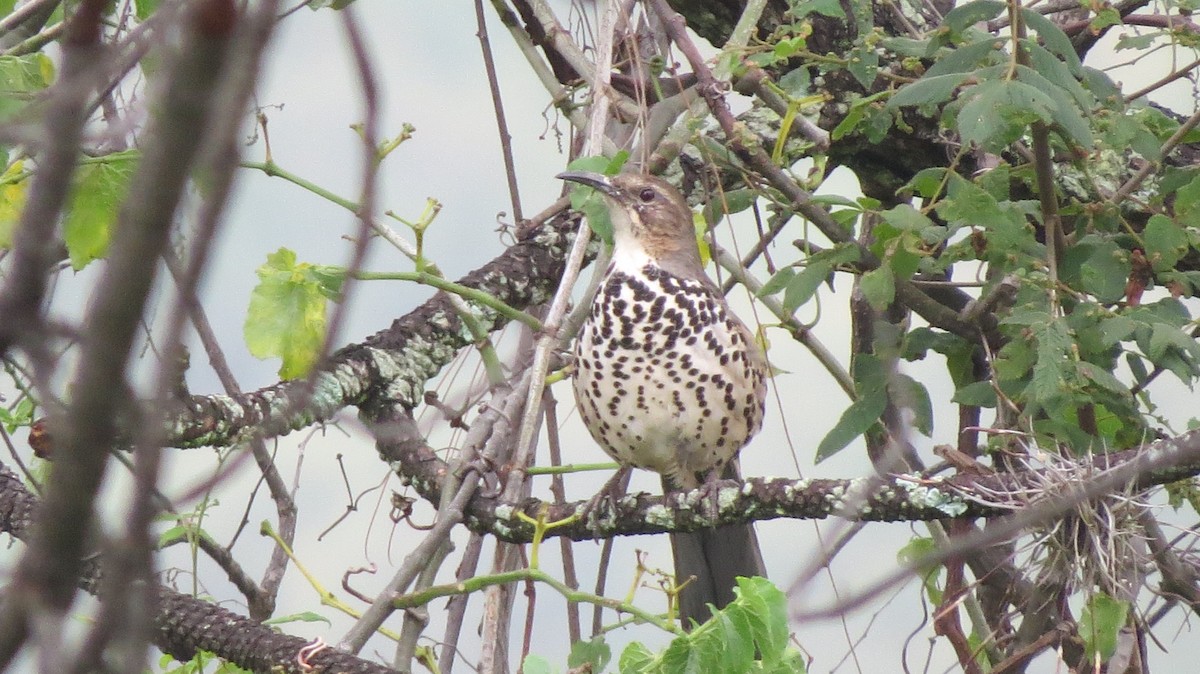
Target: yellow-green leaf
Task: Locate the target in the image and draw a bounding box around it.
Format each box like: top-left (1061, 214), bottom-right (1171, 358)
top-left (244, 248), bottom-right (347, 379)
top-left (1080, 593), bottom-right (1128, 662)
top-left (63, 151), bottom-right (140, 270)
top-left (0, 160), bottom-right (29, 248)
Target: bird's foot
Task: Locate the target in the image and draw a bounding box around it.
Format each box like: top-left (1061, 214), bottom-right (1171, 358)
top-left (578, 466), bottom-right (632, 531)
top-left (696, 467), bottom-right (727, 522)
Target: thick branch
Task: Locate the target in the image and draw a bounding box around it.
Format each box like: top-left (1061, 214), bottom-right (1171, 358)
top-left (382, 422), bottom-right (1200, 545)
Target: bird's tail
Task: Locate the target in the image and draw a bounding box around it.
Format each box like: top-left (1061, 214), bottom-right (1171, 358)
top-left (663, 465), bottom-right (766, 628)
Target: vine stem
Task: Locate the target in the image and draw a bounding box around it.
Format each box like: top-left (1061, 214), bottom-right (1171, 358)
top-left (354, 270), bottom-right (543, 331)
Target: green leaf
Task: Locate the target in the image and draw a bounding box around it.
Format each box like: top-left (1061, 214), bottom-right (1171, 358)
top-left (759, 267), bottom-right (795, 298)
top-left (942, 0), bottom-right (1006, 33)
top-left (880, 203), bottom-right (934, 231)
top-left (792, 0), bottom-right (845, 18)
top-left (888, 72), bottom-right (972, 113)
top-left (63, 151), bottom-right (140, 270)
top-left (135, 0), bottom-right (161, 20)
top-left (1114, 32), bottom-right (1158, 51)
top-left (924, 37), bottom-right (1005, 77)
top-left (783, 260), bottom-right (833, 313)
top-left (1030, 318), bottom-right (1073, 405)
top-left (521, 655), bottom-right (552, 674)
top-left (1060, 239), bottom-right (1129, 303)
top-left (879, 36), bottom-right (929, 57)
top-left (569, 637), bottom-right (611, 673)
top-left (1076, 361), bottom-right (1130, 397)
top-left (903, 168), bottom-right (947, 200)
top-left (816, 385), bottom-right (887, 461)
top-left (1148, 323), bottom-right (1200, 370)
top-left (1080, 67), bottom-right (1120, 106)
top-left (0, 397), bottom-right (33, 433)
top-left (893, 373), bottom-right (933, 434)
top-left (1021, 41), bottom-right (1091, 110)
top-left (1019, 8), bottom-right (1083, 73)
top-left (953, 380), bottom-right (997, 407)
top-left (1079, 593), bottom-right (1129, 662)
top-left (810, 194), bottom-right (862, 208)
top-left (564, 153), bottom-right (629, 244)
top-left (244, 248), bottom-right (347, 379)
top-left (897, 537), bottom-right (944, 604)
top-left (618, 642), bottom-right (654, 673)
top-left (847, 41), bottom-right (879, 88)
top-left (936, 173), bottom-right (1003, 228)
top-left (957, 79), bottom-right (1056, 152)
top-left (1144, 214), bottom-right (1189, 271)
top-left (1012, 64), bottom-right (1093, 148)
top-left (0, 160), bottom-right (29, 248)
top-left (703, 188), bottom-right (756, 227)
top-left (628, 578), bottom-right (797, 672)
top-left (156, 524), bottom-right (214, 548)
top-left (1090, 7), bottom-right (1122, 31)
top-left (0, 54), bottom-right (54, 121)
top-left (859, 264), bottom-right (896, 310)
top-left (1175, 175), bottom-right (1200, 220)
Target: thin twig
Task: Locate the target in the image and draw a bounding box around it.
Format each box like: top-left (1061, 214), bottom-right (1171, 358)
top-left (475, 0), bottom-right (524, 225)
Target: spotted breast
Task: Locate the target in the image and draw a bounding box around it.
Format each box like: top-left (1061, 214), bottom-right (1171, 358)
top-left (572, 251), bottom-right (766, 488)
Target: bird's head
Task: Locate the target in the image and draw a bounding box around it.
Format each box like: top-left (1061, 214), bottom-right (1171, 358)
top-left (557, 171), bottom-right (702, 275)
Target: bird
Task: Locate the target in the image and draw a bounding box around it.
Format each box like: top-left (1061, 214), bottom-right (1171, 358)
top-left (557, 170), bottom-right (768, 627)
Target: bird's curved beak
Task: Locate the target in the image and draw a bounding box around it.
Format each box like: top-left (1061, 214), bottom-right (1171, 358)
top-left (556, 170), bottom-right (617, 197)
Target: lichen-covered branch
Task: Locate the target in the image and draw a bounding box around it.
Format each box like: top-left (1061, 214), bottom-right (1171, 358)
top-left (166, 211), bottom-right (588, 448)
top-left (381, 419), bottom-right (1200, 545)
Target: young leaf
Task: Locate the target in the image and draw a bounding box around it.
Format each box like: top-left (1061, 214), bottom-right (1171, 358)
top-left (957, 79), bottom-right (1055, 152)
top-left (847, 41), bottom-right (879, 88)
top-left (1079, 593), bottom-right (1129, 663)
top-left (1030, 318), bottom-right (1073, 405)
top-left (1144, 214), bottom-right (1189, 271)
top-left (859, 264), bottom-right (896, 310)
top-left (892, 373), bottom-right (934, 434)
top-left (887, 72), bottom-right (973, 113)
top-left (618, 642), bottom-right (655, 673)
top-left (1013, 65), bottom-right (1093, 148)
top-left (952, 380), bottom-right (998, 407)
top-left (0, 160), bottom-right (28, 248)
top-left (783, 260), bottom-right (833, 314)
top-left (897, 536), bottom-right (944, 604)
top-left (1175, 175), bottom-right (1200, 220)
top-left (1019, 8), bottom-right (1083, 73)
top-left (942, 0), bottom-right (1006, 34)
top-left (792, 0), bottom-right (845, 18)
top-left (63, 151), bottom-right (140, 270)
top-left (568, 636), bottom-right (611, 672)
top-left (816, 386), bottom-right (887, 461)
top-left (563, 153), bottom-right (629, 244)
top-left (244, 248), bottom-right (347, 379)
top-left (880, 203), bottom-right (934, 231)
top-left (923, 37), bottom-right (1004, 77)
top-left (759, 267), bottom-right (796, 298)
top-left (520, 655), bottom-right (552, 674)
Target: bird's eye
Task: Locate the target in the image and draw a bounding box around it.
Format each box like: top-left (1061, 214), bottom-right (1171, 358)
top-left (638, 188), bottom-right (656, 202)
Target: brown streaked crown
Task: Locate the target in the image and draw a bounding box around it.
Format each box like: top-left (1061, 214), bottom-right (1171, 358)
top-left (558, 171), bottom-right (704, 280)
